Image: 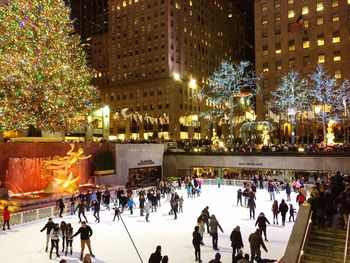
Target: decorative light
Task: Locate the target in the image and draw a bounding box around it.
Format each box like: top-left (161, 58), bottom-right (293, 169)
top-left (173, 72), bottom-right (181, 81)
top-left (189, 78), bottom-right (196, 89)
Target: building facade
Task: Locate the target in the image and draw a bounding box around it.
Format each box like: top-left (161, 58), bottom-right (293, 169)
top-left (255, 0), bottom-right (350, 119)
top-left (71, 0), bottom-right (247, 140)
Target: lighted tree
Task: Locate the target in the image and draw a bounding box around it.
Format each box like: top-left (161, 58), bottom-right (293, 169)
top-left (309, 65), bottom-right (339, 142)
top-left (0, 0), bottom-right (99, 133)
top-left (199, 61), bottom-right (260, 145)
top-left (269, 70), bottom-right (309, 143)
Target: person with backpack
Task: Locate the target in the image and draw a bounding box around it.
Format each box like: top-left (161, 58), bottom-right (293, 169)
top-left (279, 199), bottom-right (289, 226)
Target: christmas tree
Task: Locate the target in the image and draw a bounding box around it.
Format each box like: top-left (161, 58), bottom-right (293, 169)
top-left (0, 0), bottom-right (99, 132)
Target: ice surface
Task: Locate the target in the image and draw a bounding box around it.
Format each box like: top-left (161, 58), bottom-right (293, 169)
top-left (0, 185), bottom-right (299, 263)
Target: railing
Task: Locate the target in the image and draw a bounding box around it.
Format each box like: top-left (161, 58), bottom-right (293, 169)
top-left (344, 212), bottom-right (350, 263)
top-left (0, 205), bottom-right (61, 226)
top-left (297, 211), bottom-right (313, 263)
top-left (201, 178), bottom-right (314, 191)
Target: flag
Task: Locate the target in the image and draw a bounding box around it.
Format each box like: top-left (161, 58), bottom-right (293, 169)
top-left (288, 16), bottom-right (303, 33)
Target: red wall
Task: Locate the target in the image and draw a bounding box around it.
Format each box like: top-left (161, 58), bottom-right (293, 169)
top-left (0, 142), bottom-right (111, 193)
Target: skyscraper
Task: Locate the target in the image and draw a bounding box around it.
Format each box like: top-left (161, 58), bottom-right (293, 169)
top-left (254, 0), bottom-right (350, 118)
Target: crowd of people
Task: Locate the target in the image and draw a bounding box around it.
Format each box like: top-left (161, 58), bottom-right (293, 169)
top-left (3, 170), bottom-right (349, 262)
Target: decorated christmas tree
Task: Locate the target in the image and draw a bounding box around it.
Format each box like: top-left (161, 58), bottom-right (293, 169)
top-left (0, 0), bottom-right (99, 133)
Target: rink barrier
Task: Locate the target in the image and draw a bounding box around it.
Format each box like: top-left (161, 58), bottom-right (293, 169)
top-left (201, 178), bottom-right (313, 191)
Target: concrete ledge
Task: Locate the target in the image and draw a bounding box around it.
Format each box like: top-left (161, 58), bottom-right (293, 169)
top-left (283, 204), bottom-right (311, 263)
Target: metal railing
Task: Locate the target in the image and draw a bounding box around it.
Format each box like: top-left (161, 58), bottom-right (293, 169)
top-left (297, 211), bottom-right (313, 263)
top-left (344, 212), bottom-right (350, 263)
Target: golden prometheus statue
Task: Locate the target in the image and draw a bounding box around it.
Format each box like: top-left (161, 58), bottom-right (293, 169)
top-left (41, 144), bottom-right (91, 194)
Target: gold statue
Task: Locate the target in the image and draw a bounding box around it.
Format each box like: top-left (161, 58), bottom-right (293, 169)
top-left (41, 144), bottom-right (91, 194)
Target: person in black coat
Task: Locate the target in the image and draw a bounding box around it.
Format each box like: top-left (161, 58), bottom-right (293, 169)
top-left (237, 189), bottom-right (243, 206)
top-left (40, 218), bottom-right (55, 252)
top-left (255, 213), bottom-right (270, 241)
top-left (201, 206), bottom-right (210, 233)
top-left (192, 226), bottom-right (202, 262)
top-left (72, 222), bottom-right (95, 261)
top-left (56, 197), bottom-right (65, 218)
top-left (148, 245), bottom-right (162, 263)
top-left (279, 199), bottom-right (289, 226)
top-left (248, 198), bottom-right (256, 220)
top-left (230, 225), bottom-right (244, 262)
top-left (90, 200), bottom-right (100, 223)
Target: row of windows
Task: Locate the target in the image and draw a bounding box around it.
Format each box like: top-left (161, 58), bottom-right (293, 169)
top-left (262, 0), bottom-right (349, 12)
top-left (262, 51), bottom-right (342, 73)
top-left (262, 32), bottom-right (342, 56)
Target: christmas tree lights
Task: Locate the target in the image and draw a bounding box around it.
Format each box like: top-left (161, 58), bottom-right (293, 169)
top-left (0, 0), bottom-right (100, 132)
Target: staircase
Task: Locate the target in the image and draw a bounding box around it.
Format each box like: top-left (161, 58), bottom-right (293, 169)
top-left (300, 225), bottom-right (349, 263)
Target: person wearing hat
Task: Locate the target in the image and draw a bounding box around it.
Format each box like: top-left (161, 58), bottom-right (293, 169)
top-left (230, 225), bottom-right (244, 262)
top-left (209, 252), bottom-right (222, 263)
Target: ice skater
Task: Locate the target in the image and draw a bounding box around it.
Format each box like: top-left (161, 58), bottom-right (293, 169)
top-left (237, 189), bottom-right (243, 206)
top-left (40, 218), bottom-right (55, 252)
top-left (56, 197), bottom-right (65, 218)
top-left (72, 221), bottom-right (95, 261)
top-left (255, 212), bottom-right (270, 241)
top-left (75, 200), bottom-right (88, 223)
top-left (279, 199), bottom-right (289, 226)
top-left (248, 196), bottom-right (256, 220)
top-left (2, 206), bottom-right (10, 231)
top-left (65, 223), bottom-right (73, 256)
top-left (230, 225), bottom-right (244, 261)
top-left (192, 226), bottom-right (202, 262)
top-left (272, 200), bottom-right (279, 225)
top-left (60, 221), bottom-right (67, 252)
top-left (209, 214), bottom-right (224, 251)
top-left (49, 223), bottom-right (61, 259)
top-left (128, 197), bottom-right (136, 215)
top-left (90, 200), bottom-right (100, 223)
top-left (289, 204), bottom-right (296, 222)
top-left (113, 206), bottom-right (121, 221)
top-left (145, 202), bottom-right (151, 222)
top-left (201, 206), bottom-right (210, 233)
top-left (178, 196), bottom-right (184, 213)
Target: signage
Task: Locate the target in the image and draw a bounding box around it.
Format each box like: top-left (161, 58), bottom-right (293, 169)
top-left (238, 162), bottom-right (263, 166)
top-left (137, 160), bottom-right (155, 166)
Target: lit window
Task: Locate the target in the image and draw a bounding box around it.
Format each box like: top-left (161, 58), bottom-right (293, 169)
top-left (190, 0), bottom-right (192, 6)
top-left (275, 61), bottom-right (282, 70)
top-left (288, 40), bottom-right (295, 51)
top-left (303, 38), bottom-right (310, 48)
top-left (332, 31), bottom-right (340, 43)
top-left (317, 16), bottom-right (324, 25)
top-left (302, 6), bottom-right (309, 15)
top-left (123, 1), bottom-right (126, 7)
top-left (275, 13), bottom-right (281, 22)
top-left (303, 19), bottom-right (309, 29)
top-left (175, 2), bottom-right (180, 9)
top-left (335, 69), bottom-right (342, 79)
top-left (262, 45), bottom-right (268, 56)
top-left (348, 0), bottom-right (350, 4)
top-left (318, 54), bottom-right (325, 64)
top-left (263, 63), bottom-right (269, 73)
top-left (332, 13), bottom-right (339, 22)
top-left (288, 9), bottom-right (295, 18)
top-left (288, 0), bottom-right (294, 4)
top-left (332, 0), bottom-right (339, 7)
top-left (333, 51), bottom-right (341, 61)
top-left (275, 0), bottom-right (280, 8)
top-left (262, 3), bottom-right (268, 12)
top-left (317, 34), bottom-right (324, 46)
top-left (317, 2), bottom-right (324, 12)
top-left (262, 16), bottom-right (268, 25)
top-left (275, 43), bottom-right (281, 54)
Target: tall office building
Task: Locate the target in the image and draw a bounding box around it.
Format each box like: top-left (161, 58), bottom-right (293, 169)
top-left (70, 0), bottom-right (247, 140)
top-left (255, 0), bottom-right (350, 119)
top-left (101, 0), bottom-right (245, 140)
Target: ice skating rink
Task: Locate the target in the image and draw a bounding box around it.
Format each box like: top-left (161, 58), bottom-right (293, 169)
top-left (0, 185), bottom-right (298, 262)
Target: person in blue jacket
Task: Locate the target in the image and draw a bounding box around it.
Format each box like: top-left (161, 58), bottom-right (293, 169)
top-left (127, 197), bottom-right (136, 215)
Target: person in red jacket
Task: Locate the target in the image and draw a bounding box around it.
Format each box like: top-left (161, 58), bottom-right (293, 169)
top-left (2, 206), bottom-right (10, 230)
